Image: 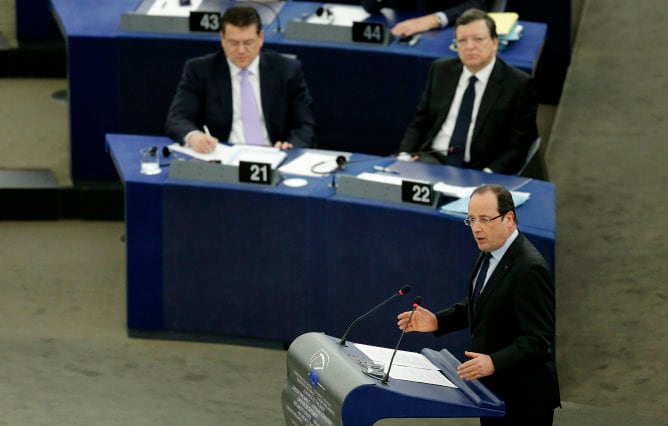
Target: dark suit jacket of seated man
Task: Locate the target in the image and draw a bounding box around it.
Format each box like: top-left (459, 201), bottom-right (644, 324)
top-left (165, 6), bottom-right (316, 152)
top-left (398, 9), bottom-right (538, 175)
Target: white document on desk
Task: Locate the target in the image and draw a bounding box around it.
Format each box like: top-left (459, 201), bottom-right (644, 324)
top-left (167, 143), bottom-right (287, 169)
top-left (147, 0), bottom-right (203, 16)
top-left (305, 4), bottom-right (370, 26)
top-left (168, 143), bottom-right (231, 162)
top-left (354, 343), bottom-right (457, 388)
top-left (223, 145), bottom-right (287, 169)
top-left (278, 151), bottom-right (350, 177)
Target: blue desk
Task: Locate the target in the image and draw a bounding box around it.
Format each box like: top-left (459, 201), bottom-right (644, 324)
top-left (107, 133), bottom-right (555, 356)
top-left (53, 0), bottom-right (546, 180)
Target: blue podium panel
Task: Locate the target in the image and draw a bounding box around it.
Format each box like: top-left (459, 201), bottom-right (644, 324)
top-left (53, 0), bottom-right (546, 180)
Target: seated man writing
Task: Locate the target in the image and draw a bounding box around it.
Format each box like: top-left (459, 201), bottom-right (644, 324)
top-left (165, 5), bottom-right (316, 153)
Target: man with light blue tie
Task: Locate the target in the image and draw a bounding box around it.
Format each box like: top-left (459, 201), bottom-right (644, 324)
top-left (165, 5), bottom-right (316, 153)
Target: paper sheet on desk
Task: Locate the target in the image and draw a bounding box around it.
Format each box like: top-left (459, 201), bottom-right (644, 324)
top-left (147, 0), bottom-right (204, 16)
top-left (278, 151), bottom-right (351, 177)
top-left (354, 343), bottom-right (457, 388)
top-left (304, 4), bottom-right (370, 26)
top-left (168, 143), bottom-right (287, 169)
top-left (440, 191), bottom-right (532, 216)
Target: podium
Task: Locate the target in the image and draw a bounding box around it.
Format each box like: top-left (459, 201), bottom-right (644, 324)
top-left (282, 332), bottom-right (504, 425)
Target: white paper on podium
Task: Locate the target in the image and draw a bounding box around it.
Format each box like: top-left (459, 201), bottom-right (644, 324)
top-left (354, 343), bottom-right (457, 388)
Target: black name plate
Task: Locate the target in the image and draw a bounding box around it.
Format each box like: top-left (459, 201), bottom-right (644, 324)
top-left (401, 180), bottom-right (434, 206)
top-left (239, 161), bottom-right (272, 185)
top-left (189, 11), bottom-right (221, 32)
top-left (352, 21), bottom-right (386, 44)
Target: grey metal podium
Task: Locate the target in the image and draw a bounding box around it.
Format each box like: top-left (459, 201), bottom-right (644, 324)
top-left (282, 332), bottom-right (504, 425)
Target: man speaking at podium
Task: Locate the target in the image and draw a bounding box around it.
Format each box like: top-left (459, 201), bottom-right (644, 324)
top-left (397, 184), bottom-right (560, 425)
top-left (165, 5), bottom-right (316, 153)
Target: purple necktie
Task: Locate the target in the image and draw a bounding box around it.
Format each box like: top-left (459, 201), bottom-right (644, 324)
top-left (240, 68), bottom-right (264, 145)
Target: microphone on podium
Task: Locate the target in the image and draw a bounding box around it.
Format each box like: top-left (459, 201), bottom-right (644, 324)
top-left (338, 285), bottom-right (411, 346)
top-left (382, 295), bottom-right (422, 385)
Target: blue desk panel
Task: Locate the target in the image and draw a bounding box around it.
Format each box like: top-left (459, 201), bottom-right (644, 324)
top-left (53, 0), bottom-right (546, 180)
top-left (108, 134), bottom-right (555, 358)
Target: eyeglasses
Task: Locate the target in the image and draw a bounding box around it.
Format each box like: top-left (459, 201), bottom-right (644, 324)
top-left (464, 213), bottom-right (504, 227)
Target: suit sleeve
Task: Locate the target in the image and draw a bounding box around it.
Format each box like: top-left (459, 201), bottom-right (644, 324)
top-left (283, 62), bottom-right (316, 148)
top-left (485, 74), bottom-right (539, 174)
top-left (165, 57), bottom-right (207, 144)
top-left (398, 63), bottom-right (438, 154)
top-left (433, 296), bottom-right (470, 336)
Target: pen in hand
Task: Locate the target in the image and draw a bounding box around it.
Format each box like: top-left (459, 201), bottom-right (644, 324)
top-left (203, 125), bottom-right (211, 136)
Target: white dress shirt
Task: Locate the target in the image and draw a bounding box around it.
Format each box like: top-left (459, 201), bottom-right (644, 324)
top-left (431, 57), bottom-right (496, 163)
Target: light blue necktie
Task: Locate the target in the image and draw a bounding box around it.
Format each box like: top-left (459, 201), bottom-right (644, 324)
top-left (240, 68), bottom-right (264, 145)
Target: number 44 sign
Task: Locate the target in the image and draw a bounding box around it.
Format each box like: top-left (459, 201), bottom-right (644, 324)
top-left (352, 22), bottom-right (388, 45)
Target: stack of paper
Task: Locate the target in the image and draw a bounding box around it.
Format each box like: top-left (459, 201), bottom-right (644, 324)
top-left (167, 143), bottom-right (287, 169)
top-left (488, 12), bottom-right (523, 51)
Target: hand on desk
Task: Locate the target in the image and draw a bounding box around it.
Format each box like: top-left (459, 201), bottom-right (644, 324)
top-left (274, 141), bottom-right (294, 150)
top-left (391, 14), bottom-right (440, 37)
top-left (186, 132), bottom-right (219, 153)
top-left (397, 152), bottom-right (419, 162)
top-left (397, 306), bottom-right (438, 333)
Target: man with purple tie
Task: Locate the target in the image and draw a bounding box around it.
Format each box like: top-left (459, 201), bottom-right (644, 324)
top-left (165, 5), bottom-right (316, 153)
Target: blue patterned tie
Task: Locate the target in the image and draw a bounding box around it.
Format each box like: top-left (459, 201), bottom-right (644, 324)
top-left (447, 75), bottom-right (477, 166)
top-left (240, 68), bottom-right (264, 145)
top-left (472, 252), bottom-right (490, 310)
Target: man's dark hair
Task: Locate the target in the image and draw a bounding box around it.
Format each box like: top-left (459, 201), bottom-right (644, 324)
top-left (221, 5), bottom-right (262, 34)
top-left (471, 184), bottom-right (517, 224)
top-left (454, 8), bottom-right (498, 40)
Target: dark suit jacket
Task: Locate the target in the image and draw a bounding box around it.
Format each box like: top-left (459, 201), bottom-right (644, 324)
top-left (398, 58), bottom-right (538, 174)
top-left (363, 0), bottom-right (491, 23)
top-left (434, 233), bottom-right (560, 417)
top-left (165, 49), bottom-right (315, 148)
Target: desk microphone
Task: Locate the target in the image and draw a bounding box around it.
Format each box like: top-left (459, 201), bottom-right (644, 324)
top-left (382, 295), bottom-right (422, 385)
top-left (338, 285), bottom-right (411, 346)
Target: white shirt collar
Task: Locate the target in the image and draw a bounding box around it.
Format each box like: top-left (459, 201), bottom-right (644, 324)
top-left (227, 56), bottom-right (261, 76)
top-left (462, 57), bottom-right (495, 86)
